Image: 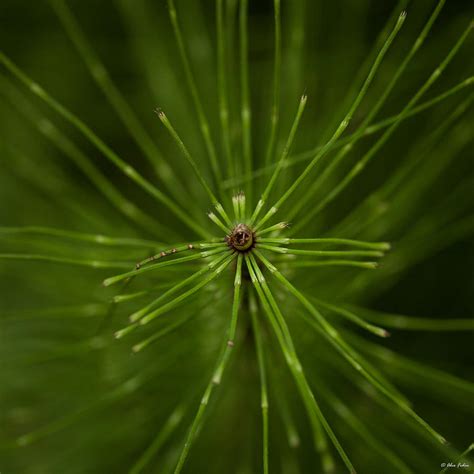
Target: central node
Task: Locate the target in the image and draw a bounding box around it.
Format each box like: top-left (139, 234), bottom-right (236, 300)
top-left (226, 223), bottom-right (255, 252)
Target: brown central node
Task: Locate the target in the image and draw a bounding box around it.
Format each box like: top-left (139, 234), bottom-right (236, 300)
top-left (226, 223), bottom-right (255, 252)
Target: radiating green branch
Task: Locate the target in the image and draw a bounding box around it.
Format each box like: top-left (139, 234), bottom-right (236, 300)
top-left (256, 10), bottom-right (407, 225)
top-left (0, 52), bottom-right (210, 239)
top-left (49, 0), bottom-right (189, 207)
top-left (129, 405), bottom-right (186, 474)
top-left (246, 254), bottom-right (351, 473)
top-left (173, 253), bottom-right (242, 474)
top-left (103, 247), bottom-right (229, 287)
top-left (167, 0), bottom-right (222, 192)
top-left (0, 226), bottom-right (162, 249)
top-left (255, 250), bottom-right (447, 445)
top-left (249, 289), bottom-right (270, 474)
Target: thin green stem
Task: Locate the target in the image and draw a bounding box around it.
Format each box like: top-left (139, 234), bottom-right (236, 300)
top-left (317, 385), bottom-right (412, 474)
top-left (115, 254), bottom-right (234, 339)
top-left (0, 76), bottom-right (168, 238)
top-left (291, 13), bottom-right (472, 232)
top-left (208, 212), bottom-right (231, 234)
top-left (364, 76), bottom-right (473, 135)
top-left (129, 252), bottom-right (230, 324)
top-left (216, 0), bottom-right (233, 178)
top-left (258, 244), bottom-right (384, 258)
top-left (288, 1), bottom-right (448, 222)
top-left (256, 250), bottom-right (447, 445)
top-left (249, 289), bottom-right (269, 474)
top-left (0, 226), bottom-right (163, 248)
top-left (238, 192), bottom-right (247, 221)
top-left (129, 405), bottom-right (186, 474)
top-left (157, 110), bottom-right (218, 205)
top-left (173, 253), bottom-right (242, 474)
top-left (258, 10), bottom-right (407, 224)
top-left (135, 242), bottom-right (213, 269)
top-left (232, 193), bottom-right (241, 221)
top-left (274, 259), bottom-right (378, 270)
top-left (222, 76), bottom-right (473, 189)
top-left (251, 94), bottom-right (307, 224)
top-left (347, 305), bottom-right (474, 331)
top-left (103, 247), bottom-right (228, 287)
top-left (138, 252), bottom-right (235, 327)
top-left (257, 222), bottom-right (289, 236)
top-left (256, 251), bottom-right (411, 407)
top-left (167, 0), bottom-right (222, 190)
top-left (239, 0), bottom-right (252, 203)
top-left (246, 255), bottom-right (352, 473)
top-left (259, 237), bottom-right (390, 251)
top-left (312, 297), bottom-right (390, 338)
top-left (132, 310), bottom-right (196, 353)
top-left (0, 253), bottom-right (132, 269)
top-left (264, 0), bottom-right (281, 169)
top-left (49, 0), bottom-right (188, 206)
top-left (0, 51), bottom-right (210, 239)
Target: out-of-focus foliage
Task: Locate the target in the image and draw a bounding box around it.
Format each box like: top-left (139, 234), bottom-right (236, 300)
top-left (0, 1), bottom-right (473, 473)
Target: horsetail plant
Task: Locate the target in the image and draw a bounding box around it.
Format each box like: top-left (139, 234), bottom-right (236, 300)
top-left (0, 0), bottom-right (473, 473)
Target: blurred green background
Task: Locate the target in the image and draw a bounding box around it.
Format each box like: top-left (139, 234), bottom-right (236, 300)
top-left (0, 1), bottom-right (473, 473)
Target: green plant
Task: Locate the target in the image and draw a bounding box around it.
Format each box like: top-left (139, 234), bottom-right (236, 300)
top-left (0, 0), bottom-right (473, 473)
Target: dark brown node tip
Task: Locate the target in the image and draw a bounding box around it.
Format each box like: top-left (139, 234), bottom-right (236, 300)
top-left (226, 223), bottom-right (255, 252)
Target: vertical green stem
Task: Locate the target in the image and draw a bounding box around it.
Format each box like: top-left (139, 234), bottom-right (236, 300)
top-left (217, 0), bottom-right (234, 178)
top-left (173, 254), bottom-right (242, 474)
top-left (167, 0), bottom-right (223, 193)
top-left (249, 289), bottom-right (269, 474)
top-left (264, 0), bottom-right (281, 168)
top-left (239, 0), bottom-right (253, 204)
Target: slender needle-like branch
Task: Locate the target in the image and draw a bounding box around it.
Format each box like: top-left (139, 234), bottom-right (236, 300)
top-left (208, 212), bottom-right (231, 234)
top-left (256, 10), bottom-right (407, 225)
top-left (259, 237), bottom-right (390, 251)
top-left (291, 16), bottom-right (472, 232)
top-left (347, 305), bottom-right (474, 331)
top-left (103, 247), bottom-right (228, 287)
top-left (0, 253), bottom-right (132, 269)
top-left (129, 405), bottom-right (186, 474)
top-left (312, 297), bottom-right (390, 338)
top-left (173, 253), bottom-right (242, 474)
top-left (239, 0), bottom-right (253, 203)
top-left (157, 109), bottom-right (218, 205)
top-left (0, 51), bottom-right (210, 239)
top-left (129, 252), bottom-right (230, 324)
top-left (245, 254), bottom-right (354, 473)
top-left (167, 0), bottom-right (222, 191)
top-left (288, 1), bottom-right (448, 222)
top-left (264, 0), bottom-right (281, 168)
top-left (0, 76), bottom-right (172, 238)
top-left (0, 226), bottom-right (163, 249)
top-left (138, 253), bottom-right (235, 327)
top-left (258, 244), bottom-right (384, 258)
top-left (255, 250), bottom-right (447, 445)
top-left (274, 259), bottom-right (378, 270)
top-left (222, 76), bottom-right (473, 189)
top-left (249, 289), bottom-right (270, 474)
top-left (251, 94), bottom-right (307, 224)
top-left (216, 0), bottom-right (233, 178)
top-left (49, 0), bottom-right (188, 206)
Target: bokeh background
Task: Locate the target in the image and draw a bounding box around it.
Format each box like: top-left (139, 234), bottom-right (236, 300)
top-left (1, 1), bottom-right (473, 473)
